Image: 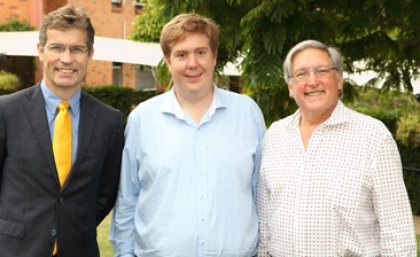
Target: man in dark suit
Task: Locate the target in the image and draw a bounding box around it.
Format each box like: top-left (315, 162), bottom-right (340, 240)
top-left (0, 5), bottom-right (124, 257)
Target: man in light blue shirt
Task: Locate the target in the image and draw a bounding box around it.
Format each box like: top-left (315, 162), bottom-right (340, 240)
top-left (110, 13), bottom-right (265, 257)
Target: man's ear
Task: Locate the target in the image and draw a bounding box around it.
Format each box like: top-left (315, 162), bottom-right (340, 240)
top-left (37, 43), bottom-right (44, 62)
top-left (288, 81), bottom-right (295, 98)
top-left (88, 48), bottom-right (94, 61)
top-left (164, 57), bottom-right (172, 71)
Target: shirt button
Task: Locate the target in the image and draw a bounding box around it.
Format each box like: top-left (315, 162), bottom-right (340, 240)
top-left (201, 217), bottom-right (205, 221)
top-left (58, 197), bottom-right (63, 203)
top-left (200, 240), bottom-right (206, 245)
top-left (51, 229), bottom-right (57, 237)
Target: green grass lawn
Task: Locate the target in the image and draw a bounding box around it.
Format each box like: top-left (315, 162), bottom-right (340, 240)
top-left (98, 214), bottom-right (114, 257)
top-left (98, 216), bottom-right (420, 257)
top-left (417, 235), bottom-right (420, 257)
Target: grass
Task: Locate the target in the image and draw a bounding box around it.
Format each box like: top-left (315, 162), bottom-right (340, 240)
top-left (98, 214), bottom-right (114, 257)
top-left (98, 215), bottom-right (420, 257)
top-left (417, 235), bottom-right (420, 257)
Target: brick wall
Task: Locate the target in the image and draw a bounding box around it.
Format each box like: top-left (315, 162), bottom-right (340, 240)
top-left (1, 0), bottom-right (141, 89)
top-left (66, 0), bottom-right (138, 88)
top-left (0, 0), bottom-right (31, 23)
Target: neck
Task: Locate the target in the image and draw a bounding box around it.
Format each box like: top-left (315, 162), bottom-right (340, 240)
top-left (175, 86), bottom-right (214, 123)
top-left (45, 84), bottom-right (81, 101)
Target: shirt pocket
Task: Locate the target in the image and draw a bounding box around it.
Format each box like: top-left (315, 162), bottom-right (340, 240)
top-left (0, 217), bottom-right (25, 239)
top-left (332, 184), bottom-right (372, 256)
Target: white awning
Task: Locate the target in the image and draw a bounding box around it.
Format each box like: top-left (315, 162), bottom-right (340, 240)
top-left (0, 31), bottom-right (241, 76)
top-left (0, 31), bottom-right (164, 66)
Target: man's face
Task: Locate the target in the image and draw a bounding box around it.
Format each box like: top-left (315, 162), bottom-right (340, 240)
top-left (38, 28), bottom-right (93, 96)
top-left (165, 32), bottom-right (216, 96)
top-left (288, 48), bottom-right (343, 120)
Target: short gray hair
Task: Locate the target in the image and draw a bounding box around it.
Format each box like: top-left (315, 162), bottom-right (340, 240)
top-left (283, 40), bottom-right (343, 82)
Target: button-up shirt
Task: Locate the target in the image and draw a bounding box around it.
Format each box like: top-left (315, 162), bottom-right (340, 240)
top-left (257, 101), bottom-right (416, 257)
top-left (110, 86), bottom-right (266, 257)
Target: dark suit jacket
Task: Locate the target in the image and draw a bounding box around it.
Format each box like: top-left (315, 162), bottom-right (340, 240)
top-left (0, 84), bottom-right (124, 257)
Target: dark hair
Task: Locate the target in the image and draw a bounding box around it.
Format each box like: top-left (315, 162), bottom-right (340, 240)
top-left (39, 5), bottom-right (95, 51)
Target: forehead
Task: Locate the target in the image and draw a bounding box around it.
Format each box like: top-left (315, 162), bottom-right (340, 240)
top-left (292, 48), bottom-right (331, 70)
top-left (171, 32), bottom-right (210, 52)
top-left (45, 28), bottom-right (88, 46)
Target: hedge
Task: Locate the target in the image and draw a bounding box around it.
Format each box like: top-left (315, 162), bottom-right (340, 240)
top-left (83, 86), bottom-right (158, 123)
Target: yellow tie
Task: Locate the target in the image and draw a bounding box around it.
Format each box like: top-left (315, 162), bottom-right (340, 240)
top-left (52, 101), bottom-right (72, 255)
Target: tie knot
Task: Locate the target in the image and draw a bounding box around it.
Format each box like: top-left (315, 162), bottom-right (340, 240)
top-left (57, 101), bottom-right (70, 110)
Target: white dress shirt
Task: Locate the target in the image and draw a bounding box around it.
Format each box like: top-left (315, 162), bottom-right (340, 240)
top-left (257, 101), bottom-right (416, 256)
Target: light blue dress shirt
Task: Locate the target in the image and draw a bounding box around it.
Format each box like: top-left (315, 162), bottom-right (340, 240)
top-left (40, 81), bottom-right (80, 164)
top-left (110, 86), bottom-right (266, 257)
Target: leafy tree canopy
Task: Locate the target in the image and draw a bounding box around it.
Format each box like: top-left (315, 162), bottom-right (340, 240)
top-left (131, 0), bottom-right (420, 123)
top-left (132, 0), bottom-right (420, 91)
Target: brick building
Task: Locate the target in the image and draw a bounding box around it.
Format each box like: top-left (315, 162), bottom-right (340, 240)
top-left (0, 0), bottom-right (155, 90)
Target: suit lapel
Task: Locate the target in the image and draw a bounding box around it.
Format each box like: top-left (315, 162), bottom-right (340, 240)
top-left (23, 85), bottom-right (58, 183)
top-left (74, 92), bottom-right (97, 165)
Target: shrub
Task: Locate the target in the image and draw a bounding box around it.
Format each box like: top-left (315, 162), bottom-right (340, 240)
top-left (396, 114), bottom-right (420, 148)
top-left (83, 85), bottom-right (158, 123)
top-left (0, 70), bottom-right (21, 91)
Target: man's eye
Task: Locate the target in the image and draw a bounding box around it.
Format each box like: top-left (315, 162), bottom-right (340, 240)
top-left (197, 50), bottom-right (206, 56)
top-left (71, 47), bottom-right (86, 54)
top-left (316, 68), bottom-right (329, 76)
top-left (50, 45), bottom-right (64, 52)
top-left (295, 71), bottom-right (307, 79)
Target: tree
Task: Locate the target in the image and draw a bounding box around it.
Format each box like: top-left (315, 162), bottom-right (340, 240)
top-left (131, 0), bottom-right (420, 123)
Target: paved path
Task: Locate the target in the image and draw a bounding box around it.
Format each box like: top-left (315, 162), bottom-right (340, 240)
top-left (414, 215), bottom-right (420, 234)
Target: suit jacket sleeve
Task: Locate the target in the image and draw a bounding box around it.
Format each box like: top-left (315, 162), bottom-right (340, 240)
top-left (96, 111), bottom-right (124, 225)
top-left (0, 102), bottom-right (5, 191)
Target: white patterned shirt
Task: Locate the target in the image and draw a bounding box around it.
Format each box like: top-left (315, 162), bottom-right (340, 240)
top-left (257, 101), bottom-right (416, 257)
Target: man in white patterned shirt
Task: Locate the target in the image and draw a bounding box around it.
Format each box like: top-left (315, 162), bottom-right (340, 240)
top-left (257, 39), bottom-right (416, 256)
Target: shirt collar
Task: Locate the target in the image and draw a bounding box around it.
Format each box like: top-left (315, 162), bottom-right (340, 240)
top-left (289, 100), bottom-right (350, 128)
top-left (161, 83), bottom-right (226, 119)
top-left (40, 80), bottom-right (81, 118)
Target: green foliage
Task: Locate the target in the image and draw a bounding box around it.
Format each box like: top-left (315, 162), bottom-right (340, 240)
top-left (83, 86), bottom-right (158, 123)
top-left (345, 87), bottom-right (419, 134)
top-left (0, 17), bottom-right (34, 31)
top-left (131, 0), bottom-right (420, 94)
top-left (0, 56), bottom-right (36, 88)
top-left (244, 81), bottom-right (296, 126)
top-left (131, 1), bottom-right (167, 42)
top-left (0, 70), bottom-right (21, 91)
top-left (396, 114), bottom-right (420, 148)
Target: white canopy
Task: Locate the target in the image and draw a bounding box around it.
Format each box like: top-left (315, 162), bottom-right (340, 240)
top-left (0, 31), bottom-right (241, 76)
top-left (0, 31), bottom-right (164, 66)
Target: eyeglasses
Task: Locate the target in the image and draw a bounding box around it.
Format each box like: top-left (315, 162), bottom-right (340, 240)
top-left (289, 67), bottom-right (337, 82)
top-left (45, 44), bottom-right (89, 57)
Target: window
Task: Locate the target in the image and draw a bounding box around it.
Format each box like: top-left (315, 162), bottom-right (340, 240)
top-left (135, 67), bottom-right (156, 91)
top-left (133, 0), bottom-right (146, 13)
top-left (112, 62), bottom-right (123, 86)
top-left (112, 0), bottom-right (123, 9)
